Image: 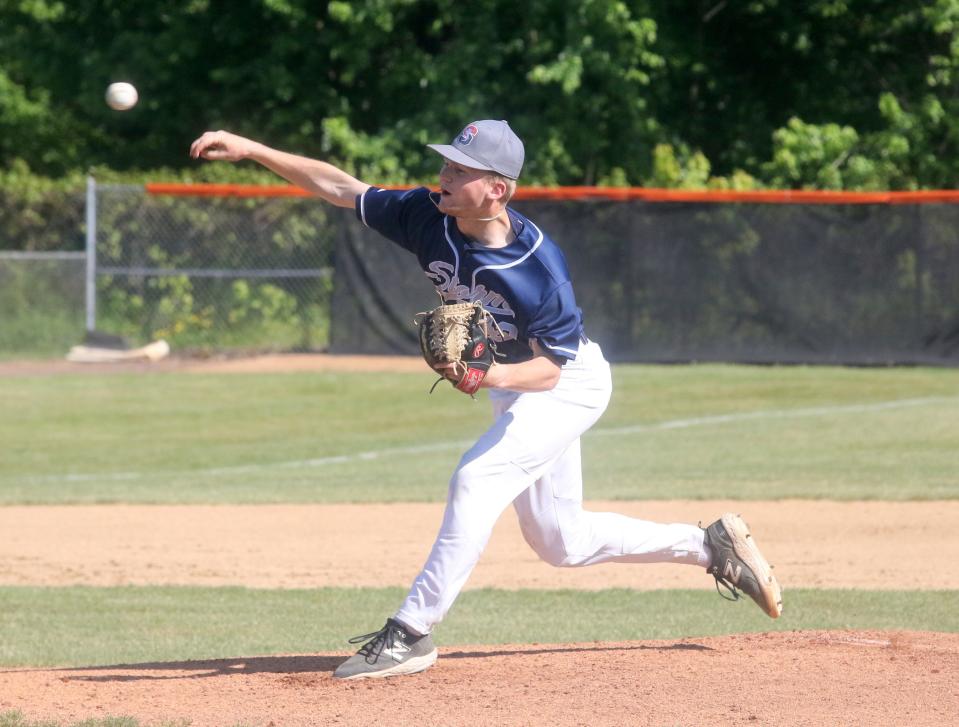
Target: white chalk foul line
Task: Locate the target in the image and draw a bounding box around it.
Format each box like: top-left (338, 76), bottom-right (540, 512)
top-left (9, 440), bottom-right (476, 485)
top-left (590, 395), bottom-right (959, 438)
top-left (9, 395), bottom-right (957, 485)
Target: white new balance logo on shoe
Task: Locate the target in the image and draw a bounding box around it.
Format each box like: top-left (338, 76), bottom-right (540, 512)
top-left (382, 641), bottom-right (411, 662)
top-left (723, 559), bottom-right (742, 585)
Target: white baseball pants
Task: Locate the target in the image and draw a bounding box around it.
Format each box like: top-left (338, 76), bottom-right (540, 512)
top-left (394, 341), bottom-right (708, 635)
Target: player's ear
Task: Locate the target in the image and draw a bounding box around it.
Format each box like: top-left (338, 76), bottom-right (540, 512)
top-left (486, 175), bottom-right (508, 202)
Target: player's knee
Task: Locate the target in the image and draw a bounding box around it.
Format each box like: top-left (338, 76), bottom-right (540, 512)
top-left (520, 520), bottom-right (595, 567)
top-left (539, 546), bottom-right (573, 567)
top-left (448, 460), bottom-right (486, 503)
top-left (518, 524), bottom-right (573, 567)
top-left (519, 530), bottom-right (558, 566)
top-left (533, 544), bottom-right (587, 568)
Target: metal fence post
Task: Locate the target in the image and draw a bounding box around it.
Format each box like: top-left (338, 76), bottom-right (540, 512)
top-left (85, 174), bottom-right (97, 333)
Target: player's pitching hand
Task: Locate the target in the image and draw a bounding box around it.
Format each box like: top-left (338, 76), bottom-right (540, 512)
top-left (190, 130), bottom-right (259, 162)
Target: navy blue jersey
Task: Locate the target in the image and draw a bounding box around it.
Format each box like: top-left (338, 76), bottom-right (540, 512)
top-left (356, 186), bottom-right (587, 363)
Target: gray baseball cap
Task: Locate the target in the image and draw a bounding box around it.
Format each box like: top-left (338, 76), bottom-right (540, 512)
top-left (427, 120), bottom-right (525, 179)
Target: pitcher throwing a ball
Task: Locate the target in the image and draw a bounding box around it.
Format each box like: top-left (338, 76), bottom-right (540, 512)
top-left (190, 119), bottom-right (783, 679)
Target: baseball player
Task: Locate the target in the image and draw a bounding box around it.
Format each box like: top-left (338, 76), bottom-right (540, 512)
top-left (190, 120), bottom-right (783, 680)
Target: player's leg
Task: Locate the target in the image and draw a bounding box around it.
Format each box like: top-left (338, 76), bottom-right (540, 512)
top-left (335, 390), bottom-right (559, 679)
top-left (390, 345), bottom-right (614, 637)
top-left (512, 427), bottom-right (782, 618)
top-left (508, 342), bottom-right (781, 617)
top-left (512, 439), bottom-right (708, 568)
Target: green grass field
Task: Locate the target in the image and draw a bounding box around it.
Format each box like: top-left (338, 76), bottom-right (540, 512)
top-left (0, 586), bottom-right (957, 669)
top-left (1, 363), bottom-right (957, 674)
top-left (1, 364), bottom-right (957, 504)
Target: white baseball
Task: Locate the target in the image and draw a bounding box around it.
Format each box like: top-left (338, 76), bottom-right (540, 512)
top-left (105, 82), bottom-right (138, 111)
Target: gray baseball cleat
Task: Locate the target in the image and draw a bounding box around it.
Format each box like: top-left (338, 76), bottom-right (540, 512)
top-left (333, 618), bottom-right (438, 680)
top-left (703, 513), bottom-right (783, 619)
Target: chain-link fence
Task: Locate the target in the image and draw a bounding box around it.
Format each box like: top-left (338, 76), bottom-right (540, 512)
top-left (1, 181), bottom-right (957, 364)
top-left (0, 175), bottom-right (85, 358)
top-left (0, 252), bottom-right (86, 359)
top-left (92, 181), bottom-right (336, 352)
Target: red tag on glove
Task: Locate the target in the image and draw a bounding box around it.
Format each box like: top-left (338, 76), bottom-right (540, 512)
top-left (457, 367), bottom-right (487, 395)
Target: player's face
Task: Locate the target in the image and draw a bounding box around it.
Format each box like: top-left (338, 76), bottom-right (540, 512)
top-left (436, 159), bottom-right (496, 216)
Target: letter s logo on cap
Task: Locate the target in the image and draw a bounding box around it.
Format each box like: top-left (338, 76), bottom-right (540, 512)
top-left (458, 124), bottom-right (479, 145)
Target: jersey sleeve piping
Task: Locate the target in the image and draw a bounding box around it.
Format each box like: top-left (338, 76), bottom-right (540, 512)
top-left (357, 188), bottom-right (369, 226)
top-left (543, 342), bottom-right (580, 357)
top-left (357, 187), bottom-right (384, 227)
top-left (529, 279), bottom-right (583, 362)
top-left (442, 216), bottom-right (461, 284)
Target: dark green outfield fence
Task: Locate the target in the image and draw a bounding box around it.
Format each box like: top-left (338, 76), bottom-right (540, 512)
top-left (333, 191), bottom-right (959, 365)
top-left (2, 183), bottom-right (957, 364)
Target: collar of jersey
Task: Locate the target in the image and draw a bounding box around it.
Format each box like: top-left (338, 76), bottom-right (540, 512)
top-left (447, 209), bottom-right (528, 252)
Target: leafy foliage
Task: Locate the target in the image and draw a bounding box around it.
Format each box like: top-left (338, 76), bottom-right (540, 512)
top-left (4, 0), bottom-right (959, 356)
top-left (0, 1), bottom-right (958, 189)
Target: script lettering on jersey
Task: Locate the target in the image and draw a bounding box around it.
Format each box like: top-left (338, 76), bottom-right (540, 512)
top-left (425, 261), bottom-right (519, 342)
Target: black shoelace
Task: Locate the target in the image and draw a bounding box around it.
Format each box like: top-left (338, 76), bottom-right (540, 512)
top-left (709, 568), bottom-right (742, 603)
top-left (702, 522), bottom-right (742, 603)
top-left (348, 621), bottom-right (405, 664)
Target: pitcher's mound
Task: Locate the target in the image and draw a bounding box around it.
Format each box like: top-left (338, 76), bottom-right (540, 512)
top-left (2, 630), bottom-right (956, 726)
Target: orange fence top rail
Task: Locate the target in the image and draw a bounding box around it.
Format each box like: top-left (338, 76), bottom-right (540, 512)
top-left (144, 182), bottom-right (959, 205)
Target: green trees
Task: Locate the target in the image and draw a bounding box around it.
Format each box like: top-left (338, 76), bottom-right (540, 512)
top-left (1, 0), bottom-right (958, 189)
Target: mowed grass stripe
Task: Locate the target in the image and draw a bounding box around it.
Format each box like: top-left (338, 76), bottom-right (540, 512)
top-left (13, 394), bottom-right (955, 484)
top-left (2, 364), bottom-right (957, 504)
top-left (0, 585), bottom-right (956, 668)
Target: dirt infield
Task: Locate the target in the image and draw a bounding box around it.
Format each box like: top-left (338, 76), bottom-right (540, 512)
top-left (1, 500), bottom-right (958, 590)
top-left (1, 631), bottom-right (956, 726)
